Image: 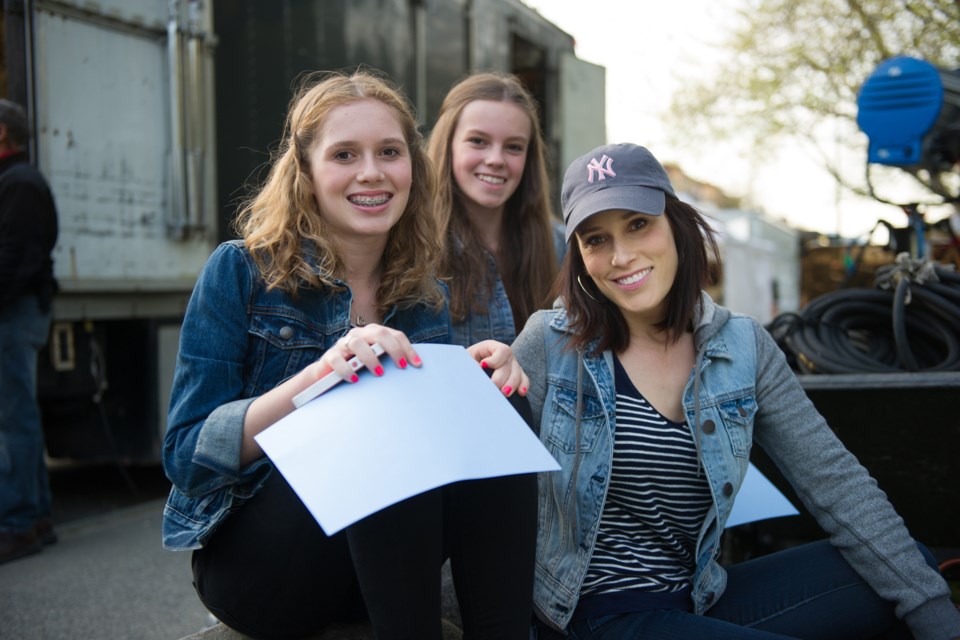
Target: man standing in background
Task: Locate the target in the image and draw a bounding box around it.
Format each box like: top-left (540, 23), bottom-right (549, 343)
top-left (0, 98), bottom-right (59, 563)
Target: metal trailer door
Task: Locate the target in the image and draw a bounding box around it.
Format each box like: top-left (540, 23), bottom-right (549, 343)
top-left (558, 52), bottom-right (606, 173)
top-left (29, 0), bottom-right (217, 461)
top-left (32, 0), bottom-right (217, 311)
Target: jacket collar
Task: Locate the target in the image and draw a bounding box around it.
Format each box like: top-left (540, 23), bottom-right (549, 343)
top-left (547, 305), bottom-right (605, 357)
top-left (693, 292), bottom-right (733, 360)
top-left (548, 292), bottom-right (733, 360)
top-left (0, 150), bottom-right (28, 176)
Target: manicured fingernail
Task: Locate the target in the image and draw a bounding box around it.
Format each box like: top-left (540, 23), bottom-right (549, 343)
top-left (374, 365), bottom-right (384, 376)
top-left (502, 386), bottom-right (512, 396)
top-left (350, 374), bottom-right (359, 383)
top-left (398, 358), bottom-right (408, 369)
top-left (521, 386), bottom-right (527, 395)
top-left (412, 355), bottom-right (422, 365)
top-left (480, 361), bottom-right (489, 369)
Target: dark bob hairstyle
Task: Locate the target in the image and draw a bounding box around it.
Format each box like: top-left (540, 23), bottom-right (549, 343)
top-left (556, 198), bottom-right (721, 355)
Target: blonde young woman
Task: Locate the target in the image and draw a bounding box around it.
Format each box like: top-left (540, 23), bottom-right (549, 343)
top-left (428, 72), bottom-right (564, 347)
top-left (162, 71), bottom-right (536, 640)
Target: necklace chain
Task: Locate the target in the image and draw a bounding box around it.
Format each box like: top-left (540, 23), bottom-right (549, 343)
top-left (349, 274), bottom-right (377, 328)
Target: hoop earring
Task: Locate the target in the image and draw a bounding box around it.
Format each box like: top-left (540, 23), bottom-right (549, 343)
top-left (577, 274), bottom-right (601, 303)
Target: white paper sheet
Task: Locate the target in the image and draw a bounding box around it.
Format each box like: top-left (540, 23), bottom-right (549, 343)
top-left (727, 462), bottom-right (800, 527)
top-left (255, 343), bottom-right (560, 535)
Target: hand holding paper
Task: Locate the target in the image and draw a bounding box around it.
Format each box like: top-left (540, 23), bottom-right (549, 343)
top-left (256, 344), bottom-right (560, 535)
top-left (293, 343), bottom-right (386, 408)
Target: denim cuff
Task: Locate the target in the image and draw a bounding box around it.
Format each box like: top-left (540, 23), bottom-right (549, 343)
top-left (194, 397), bottom-right (257, 475)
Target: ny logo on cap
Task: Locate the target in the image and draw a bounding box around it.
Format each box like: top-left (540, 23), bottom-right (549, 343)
top-left (586, 154), bottom-right (616, 183)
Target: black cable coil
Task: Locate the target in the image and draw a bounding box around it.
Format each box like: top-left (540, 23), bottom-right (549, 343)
top-left (766, 254), bottom-right (960, 374)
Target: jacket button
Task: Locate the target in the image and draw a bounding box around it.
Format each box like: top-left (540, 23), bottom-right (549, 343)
top-left (279, 326), bottom-right (294, 340)
top-left (723, 482), bottom-right (734, 496)
top-left (738, 406), bottom-right (747, 417)
top-left (702, 419), bottom-right (716, 434)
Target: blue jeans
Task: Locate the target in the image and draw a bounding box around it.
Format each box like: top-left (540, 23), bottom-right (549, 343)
top-left (0, 294), bottom-right (53, 533)
top-left (539, 539), bottom-right (927, 639)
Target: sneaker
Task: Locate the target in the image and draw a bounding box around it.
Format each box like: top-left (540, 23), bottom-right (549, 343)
top-left (0, 529), bottom-right (42, 565)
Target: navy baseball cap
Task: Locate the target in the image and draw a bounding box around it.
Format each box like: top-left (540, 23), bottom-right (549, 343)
top-left (561, 143), bottom-right (677, 242)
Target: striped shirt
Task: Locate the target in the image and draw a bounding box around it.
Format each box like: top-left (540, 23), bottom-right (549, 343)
top-left (578, 355), bottom-right (711, 613)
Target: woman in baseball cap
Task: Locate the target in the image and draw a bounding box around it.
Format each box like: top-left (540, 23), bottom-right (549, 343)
top-left (513, 143), bottom-right (958, 638)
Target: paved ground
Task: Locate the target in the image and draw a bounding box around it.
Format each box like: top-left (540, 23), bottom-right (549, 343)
top-left (0, 461), bottom-right (463, 640)
top-left (0, 497), bottom-right (211, 640)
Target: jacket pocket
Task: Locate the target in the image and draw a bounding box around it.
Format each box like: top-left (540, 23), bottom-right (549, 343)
top-left (247, 311), bottom-right (331, 392)
top-left (715, 395), bottom-right (757, 458)
top-left (545, 384), bottom-right (607, 454)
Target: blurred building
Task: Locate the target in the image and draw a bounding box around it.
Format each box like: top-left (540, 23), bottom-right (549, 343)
top-left (666, 164), bottom-right (801, 325)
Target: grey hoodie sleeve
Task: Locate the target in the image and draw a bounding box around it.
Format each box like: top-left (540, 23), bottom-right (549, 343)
top-left (514, 310), bottom-right (551, 430)
top-left (749, 319), bottom-right (960, 640)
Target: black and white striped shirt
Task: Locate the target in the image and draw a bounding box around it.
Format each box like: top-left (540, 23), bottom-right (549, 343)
top-left (579, 355), bottom-right (711, 608)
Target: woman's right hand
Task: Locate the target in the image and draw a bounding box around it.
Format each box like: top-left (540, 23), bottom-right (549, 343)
top-left (466, 339), bottom-right (530, 398)
top-left (240, 324), bottom-right (421, 465)
top-left (305, 324), bottom-right (423, 385)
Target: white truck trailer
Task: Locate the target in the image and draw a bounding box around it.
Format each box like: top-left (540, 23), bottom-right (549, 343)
top-left (1, 0), bottom-right (605, 461)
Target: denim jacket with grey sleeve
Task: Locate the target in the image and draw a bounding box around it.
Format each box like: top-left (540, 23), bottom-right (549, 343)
top-left (513, 292), bottom-right (959, 639)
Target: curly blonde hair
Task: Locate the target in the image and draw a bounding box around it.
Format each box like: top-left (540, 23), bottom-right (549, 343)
top-left (234, 70), bottom-right (444, 313)
top-left (427, 72), bottom-right (557, 328)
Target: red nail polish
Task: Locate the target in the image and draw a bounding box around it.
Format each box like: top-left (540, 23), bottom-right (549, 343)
top-left (412, 355), bottom-right (422, 365)
top-left (480, 361), bottom-right (488, 369)
top-left (502, 386), bottom-right (512, 396)
top-left (374, 365), bottom-right (384, 376)
top-left (521, 386), bottom-right (527, 395)
top-left (350, 374), bottom-right (359, 383)
top-left (398, 358), bottom-right (407, 369)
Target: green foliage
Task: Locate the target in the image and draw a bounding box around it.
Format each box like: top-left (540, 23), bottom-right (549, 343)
top-left (667, 0), bottom-right (960, 200)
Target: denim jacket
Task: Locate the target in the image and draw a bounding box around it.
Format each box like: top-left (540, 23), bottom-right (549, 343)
top-left (513, 293), bottom-right (959, 639)
top-left (161, 240), bottom-right (451, 550)
top-left (449, 220), bottom-right (567, 348)
top-left (450, 252), bottom-right (516, 347)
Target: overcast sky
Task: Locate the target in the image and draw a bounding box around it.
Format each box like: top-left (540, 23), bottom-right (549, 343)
top-left (522, 0), bottom-right (913, 239)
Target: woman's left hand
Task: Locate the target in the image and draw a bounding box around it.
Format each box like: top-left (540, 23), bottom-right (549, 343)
top-left (466, 340), bottom-right (529, 398)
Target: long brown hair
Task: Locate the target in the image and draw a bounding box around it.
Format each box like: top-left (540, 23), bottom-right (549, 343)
top-left (427, 72), bottom-right (557, 329)
top-left (234, 70), bottom-right (444, 313)
top-left (559, 199), bottom-right (721, 354)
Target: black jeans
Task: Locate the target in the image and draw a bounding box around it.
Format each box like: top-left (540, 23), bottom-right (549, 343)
top-left (192, 393), bottom-right (537, 640)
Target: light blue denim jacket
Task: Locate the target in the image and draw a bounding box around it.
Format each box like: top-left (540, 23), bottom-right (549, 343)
top-left (161, 240), bottom-right (451, 550)
top-left (513, 293), bottom-right (960, 639)
top-left (449, 220), bottom-right (567, 348)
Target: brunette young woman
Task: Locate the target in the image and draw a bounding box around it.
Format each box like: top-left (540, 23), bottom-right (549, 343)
top-left (162, 70), bottom-right (536, 640)
top-left (427, 72), bottom-right (564, 347)
top-left (514, 143), bottom-right (960, 639)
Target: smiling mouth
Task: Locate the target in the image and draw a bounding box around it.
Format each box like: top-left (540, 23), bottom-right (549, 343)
top-left (615, 268), bottom-right (652, 285)
top-left (348, 194), bottom-right (391, 206)
top-left (476, 174), bottom-right (506, 185)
